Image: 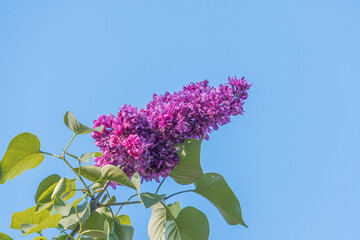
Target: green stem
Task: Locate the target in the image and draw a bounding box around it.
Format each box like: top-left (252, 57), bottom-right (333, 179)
top-left (41, 151), bottom-right (61, 158)
top-left (62, 156), bottom-right (90, 194)
top-left (155, 178), bottom-right (165, 194)
top-left (108, 206), bottom-right (117, 235)
top-left (101, 200), bottom-right (141, 207)
top-left (115, 193), bottom-right (137, 216)
top-left (57, 227), bottom-right (74, 239)
top-left (41, 150), bottom-right (90, 194)
top-left (62, 133), bottom-right (77, 158)
top-left (164, 189), bottom-right (194, 200)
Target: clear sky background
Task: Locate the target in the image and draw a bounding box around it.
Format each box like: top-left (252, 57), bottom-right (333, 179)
top-left (0, 0), bottom-right (359, 239)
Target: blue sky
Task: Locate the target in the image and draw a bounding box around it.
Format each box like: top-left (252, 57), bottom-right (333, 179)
top-left (0, 0), bottom-right (359, 239)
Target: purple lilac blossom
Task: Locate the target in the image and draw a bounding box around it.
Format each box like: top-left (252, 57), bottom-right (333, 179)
top-left (92, 76), bottom-right (251, 183)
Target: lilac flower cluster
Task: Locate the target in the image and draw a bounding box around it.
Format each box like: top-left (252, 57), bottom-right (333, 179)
top-left (92, 76), bottom-right (251, 182)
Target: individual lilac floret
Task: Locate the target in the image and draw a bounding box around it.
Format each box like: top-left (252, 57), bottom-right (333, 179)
top-left (92, 76), bottom-right (251, 182)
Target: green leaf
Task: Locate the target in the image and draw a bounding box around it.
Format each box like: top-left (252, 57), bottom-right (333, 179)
top-left (109, 233), bottom-right (120, 240)
top-left (51, 177), bottom-right (68, 200)
top-left (0, 132), bottom-right (44, 184)
top-left (80, 230), bottom-right (107, 239)
top-left (36, 177), bottom-right (73, 213)
top-left (84, 211), bottom-right (107, 231)
top-left (104, 194), bottom-right (117, 205)
top-left (92, 182), bottom-right (104, 191)
top-left (148, 203), bottom-right (166, 240)
top-left (74, 165), bottom-right (103, 183)
top-left (166, 201), bottom-right (182, 219)
top-left (84, 210), bottom-right (133, 240)
top-left (11, 207), bottom-right (61, 235)
top-left (53, 196), bottom-right (72, 216)
top-left (194, 173), bottom-right (247, 227)
top-left (61, 179), bottom-right (76, 201)
top-left (34, 174), bottom-right (61, 203)
top-left (131, 172), bottom-right (140, 194)
top-left (80, 152), bottom-right (102, 163)
top-left (59, 199), bottom-right (90, 230)
top-left (36, 182), bottom-right (58, 212)
top-left (33, 237), bottom-right (47, 240)
top-left (100, 165), bottom-right (136, 190)
top-left (113, 220), bottom-right (134, 240)
top-left (0, 232), bottom-right (12, 240)
top-left (117, 215), bottom-right (131, 226)
top-left (104, 220), bottom-right (110, 238)
top-left (169, 138), bottom-right (203, 185)
top-left (140, 192), bottom-right (166, 208)
top-left (64, 111), bottom-right (104, 135)
top-left (164, 206), bottom-right (209, 240)
top-left (53, 235), bottom-right (69, 240)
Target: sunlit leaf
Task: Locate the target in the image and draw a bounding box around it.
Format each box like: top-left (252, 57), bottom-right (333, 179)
top-left (36, 182), bottom-right (58, 212)
top-left (11, 207), bottom-right (61, 235)
top-left (34, 174), bottom-right (61, 203)
top-left (58, 198), bottom-right (90, 230)
top-left (53, 196), bottom-right (72, 216)
top-left (33, 237), bottom-right (47, 240)
top-left (36, 177), bottom-right (73, 213)
top-left (0, 232), bottom-right (12, 240)
top-left (0, 132), bottom-right (44, 184)
top-left (51, 177), bottom-right (67, 200)
top-left (117, 215), bottom-right (131, 226)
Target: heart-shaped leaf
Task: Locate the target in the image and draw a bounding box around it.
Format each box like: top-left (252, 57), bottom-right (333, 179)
top-left (194, 173), bottom-right (247, 227)
top-left (164, 206), bottom-right (209, 240)
top-left (0, 132), bottom-right (44, 184)
top-left (169, 138), bottom-right (203, 185)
